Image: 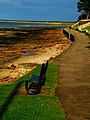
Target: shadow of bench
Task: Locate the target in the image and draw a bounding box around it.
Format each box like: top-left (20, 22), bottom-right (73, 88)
top-left (25, 61), bottom-right (49, 95)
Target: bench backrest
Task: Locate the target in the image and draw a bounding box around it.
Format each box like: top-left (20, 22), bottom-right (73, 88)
top-left (39, 60), bottom-right (48, 86)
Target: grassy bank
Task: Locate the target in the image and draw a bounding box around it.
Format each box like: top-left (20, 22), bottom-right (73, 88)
top-left (82, 26), bottom-right (90, 31)
top-left (0, 64), bottom-right (65, 120)
top-left (72, 22), bottom-right (90, 37)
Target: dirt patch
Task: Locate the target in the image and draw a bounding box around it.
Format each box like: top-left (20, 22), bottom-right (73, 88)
top-left (17, 86), bottom-right (51, 96)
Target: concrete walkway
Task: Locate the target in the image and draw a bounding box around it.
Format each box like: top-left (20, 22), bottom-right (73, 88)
top-left (53, 29), bottom-right (90, 120)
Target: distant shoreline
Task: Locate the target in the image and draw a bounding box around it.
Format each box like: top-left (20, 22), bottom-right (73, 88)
top-left (0, 20), bottom-right (61, 24)
top-left (0, 20), bottom-right (74, 29)
top-left (0, 20), bottom-right (75, 24)
top-left (0, 21), bottom-right (72, 29)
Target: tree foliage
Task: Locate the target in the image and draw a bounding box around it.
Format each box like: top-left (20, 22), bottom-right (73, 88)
top-left (77, 0), bottom-right (90, 19)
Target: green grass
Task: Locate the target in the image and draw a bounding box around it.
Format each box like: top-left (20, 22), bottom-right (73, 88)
top-left (82, 26), bottom-right (90, 31)
top-left (0, 64), bottom-right (65, 120)
top-left (81, 26), bottom-right (90, 37)
top-left (72, 23), bottom-right (79, 30)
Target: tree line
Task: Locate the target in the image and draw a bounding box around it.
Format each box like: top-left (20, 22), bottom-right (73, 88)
top-left (77, 0), bottom-right (90, 20)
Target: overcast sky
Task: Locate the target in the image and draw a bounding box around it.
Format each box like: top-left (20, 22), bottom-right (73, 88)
top-left (0, 0), bottom-right (79, 21)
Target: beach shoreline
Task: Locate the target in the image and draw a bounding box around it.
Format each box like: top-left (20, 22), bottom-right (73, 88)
top-left (0, 27), bottom-right (71, 85)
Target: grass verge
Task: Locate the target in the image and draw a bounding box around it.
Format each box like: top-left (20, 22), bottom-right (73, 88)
top-left (82, 26), bottom-right (90, 31)
top-left (0, 64), bottom-right (65, 120)
top-left (72, 22), bottom-right (79, 30)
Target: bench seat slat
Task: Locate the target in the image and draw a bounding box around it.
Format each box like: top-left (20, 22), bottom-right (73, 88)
top-left (29, 75), bottom-right (39, 83)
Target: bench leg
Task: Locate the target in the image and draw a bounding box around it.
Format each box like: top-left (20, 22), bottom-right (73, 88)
top-left (25, 80), bottom-right (41, 95)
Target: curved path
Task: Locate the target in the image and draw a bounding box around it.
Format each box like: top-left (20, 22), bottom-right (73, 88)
top-left (53, 29), bottom-right (90, 120)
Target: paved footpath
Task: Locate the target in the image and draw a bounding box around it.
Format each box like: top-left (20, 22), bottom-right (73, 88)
top-left (53, 29), bottom-right (90, 120)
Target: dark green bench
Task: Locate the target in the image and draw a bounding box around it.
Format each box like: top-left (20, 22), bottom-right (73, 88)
top-left (25, 61), bottom-right (49, 95)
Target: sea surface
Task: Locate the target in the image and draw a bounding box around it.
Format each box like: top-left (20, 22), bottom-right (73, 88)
top-left (0, 21), bottom-right (68, 28)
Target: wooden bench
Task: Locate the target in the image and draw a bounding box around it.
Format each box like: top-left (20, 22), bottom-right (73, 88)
top-left (25, 61), bottom-right (49, 95)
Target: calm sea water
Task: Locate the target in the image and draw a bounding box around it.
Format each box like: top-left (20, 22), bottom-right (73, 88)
top-left (0, 22), bottom-right (68, 28)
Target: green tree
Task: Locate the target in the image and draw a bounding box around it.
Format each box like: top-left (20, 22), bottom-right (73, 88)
top-left (77, 0), bottom-right (90, 19)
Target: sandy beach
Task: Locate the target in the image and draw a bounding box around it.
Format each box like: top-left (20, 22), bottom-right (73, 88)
top-left (0, 28), bottom-right (71, 85)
